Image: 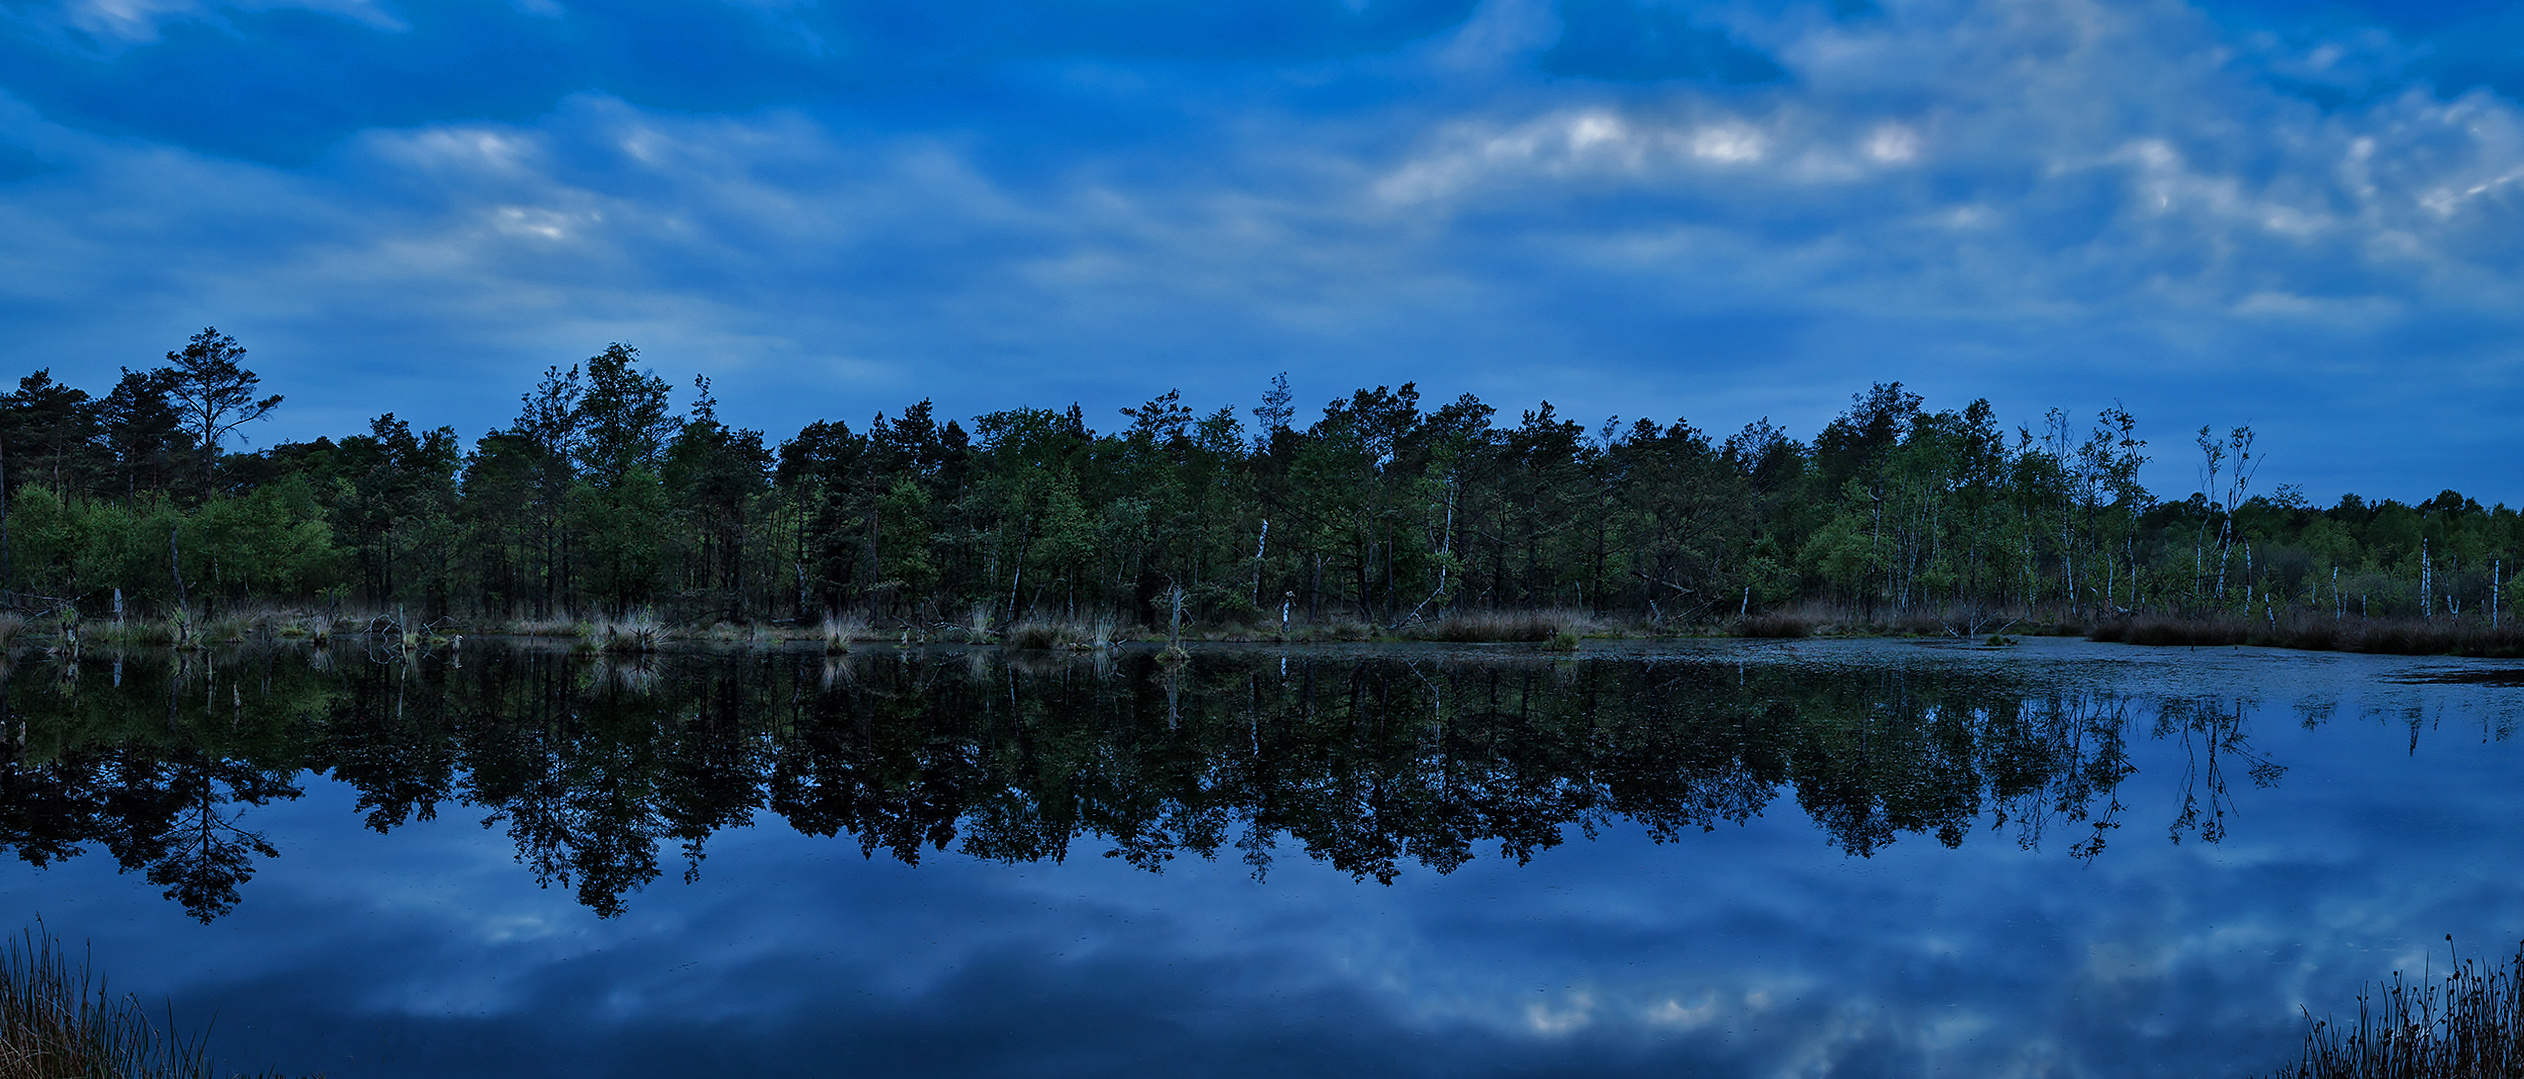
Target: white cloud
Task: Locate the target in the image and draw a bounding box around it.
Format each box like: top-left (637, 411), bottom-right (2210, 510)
top-left (56, 0), bottom-right (404, 43)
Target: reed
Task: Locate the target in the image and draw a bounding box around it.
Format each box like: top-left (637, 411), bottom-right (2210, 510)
top-left (2280, 938), bottom-right (2524, 1078)
top-left (0, 924), bottom-right (310, 1079)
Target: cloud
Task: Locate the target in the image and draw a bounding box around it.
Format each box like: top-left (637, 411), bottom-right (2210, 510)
top-left (3, 0), bottom-right (2524, 497)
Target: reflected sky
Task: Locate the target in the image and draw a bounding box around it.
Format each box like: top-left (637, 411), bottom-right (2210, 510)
top-left (5, 638), bottom-right (2523, 1077)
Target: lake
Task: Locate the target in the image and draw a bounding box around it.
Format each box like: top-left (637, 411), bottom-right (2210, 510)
top-left (2, 636), bottom-right (2519, 1077)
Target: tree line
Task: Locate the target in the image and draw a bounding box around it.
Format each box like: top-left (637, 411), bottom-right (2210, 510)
top-left (0, 329), bottom-right (2516, 631)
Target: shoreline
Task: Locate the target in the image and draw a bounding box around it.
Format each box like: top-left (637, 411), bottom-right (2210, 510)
top-left (9, 607), bottom-right (2523, 659)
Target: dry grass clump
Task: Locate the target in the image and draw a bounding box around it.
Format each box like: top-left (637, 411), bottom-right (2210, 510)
top-left (582, 610), bottom-right (664, 654)
top-left (2279, 939), bottom-right (2524, 1078)
top-left (819, 613), bottom-right (868, 655)
top-left (1004, 619), bottom-right (1084, 650)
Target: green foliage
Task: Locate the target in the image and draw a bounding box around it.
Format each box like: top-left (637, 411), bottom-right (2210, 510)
top-left (6, 339), bottom-right (2522, 634)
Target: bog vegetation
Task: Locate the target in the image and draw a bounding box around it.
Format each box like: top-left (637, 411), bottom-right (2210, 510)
top-left (2, 328), bottom-right (2518, 646)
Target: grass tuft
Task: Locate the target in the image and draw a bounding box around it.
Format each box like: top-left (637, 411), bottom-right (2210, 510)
top-left (2281, 939), bottom-right (2524, 1078)
top-left (584, 610), bottom-right (664, 654)
top-left (819, 613), bottom-right (867, 655)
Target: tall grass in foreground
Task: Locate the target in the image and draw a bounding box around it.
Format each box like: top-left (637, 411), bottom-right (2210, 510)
top-left (0, 926), bottom-right (309, 1079)
top-left (2280, 939), bottom-right (2524, 1078)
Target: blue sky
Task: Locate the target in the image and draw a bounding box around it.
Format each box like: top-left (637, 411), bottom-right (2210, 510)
top-left (2, 0), bottom-right (2521, 502)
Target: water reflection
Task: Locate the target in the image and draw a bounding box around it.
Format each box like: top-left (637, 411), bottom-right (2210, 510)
top-left (0, 642), bottom-right (2279, 921)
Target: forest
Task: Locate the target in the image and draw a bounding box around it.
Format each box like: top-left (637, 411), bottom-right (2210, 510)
top-left (0, 327), bottom-right (2516, 643)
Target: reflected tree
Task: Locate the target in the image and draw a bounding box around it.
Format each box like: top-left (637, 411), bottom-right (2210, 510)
top-left (0, 645), bottom-right (2285, 920)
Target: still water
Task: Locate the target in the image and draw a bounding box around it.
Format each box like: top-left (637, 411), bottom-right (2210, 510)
top-left (2, 636), bottom-right (2520, 1077)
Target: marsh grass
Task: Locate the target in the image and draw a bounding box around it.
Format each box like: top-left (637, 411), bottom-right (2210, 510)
top-left (1003, 620), bottom-right (1078, 650)
top-left (197, 615), bottom-right (254, 645)
top-left (2090, 613), bottom-right (2524, 657)
top-left (1280, 620), bottom-right (1373, 642)
top-left (84, 619), bottom-right (173, 646)
top-left (507, 615), bottom-right (582, 637)
top-left (582, 611), bottom-right (664, 655)
top-left (1002, 617), bottom-right (1113, 650)
top-left (1400, 608), bottom-right (1605, 643)
top-left (0, 925), bottom-right (311, 1079)
top-left (2281, 939), bottom-right (2524, 1078)
top-left (1737, 612), bottom-right (1816, 639)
